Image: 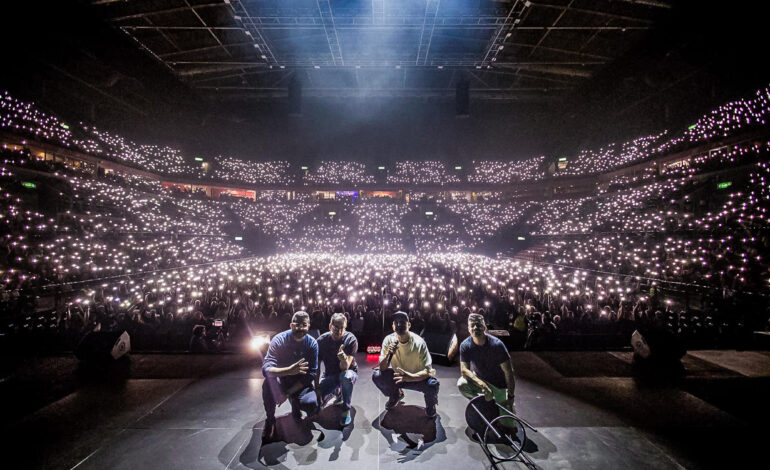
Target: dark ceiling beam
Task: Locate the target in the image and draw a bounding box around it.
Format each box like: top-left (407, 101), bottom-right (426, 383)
top-left (617, 0), bottom-right (671, 9)
top-left (194, 85), bottom-right (569, 92)
top-left (187, 63), bottom-right (588, 89)
top-left (196, 88), bottom-right (568, 102)
top-left (175, 63), bottom-right (267, 77)
top-left (120, 24), bottom-right (646, 31)
top-left (183, 0), bottom-right (233, 59)
top-left (495, 63), bottom-right (592, 78)
top-left (122, 26), bottom-right (243, 31)
top-left (192, 68), bottom-right (287, 83)
top-left (527, 0), bottom-right (575, 59)
top-left (144, 16), bottom-right (181, 53)
top-left (506, 42), bottom-right (611, 60)
top-left (515, 26), bottom-right (647, 30)
top-left (159, 42), bottom-right (254, 58)
top-left (108, 2), bottom-right (225, 22)
top-left (168, 60), bottom-right (604, 67)
top-left (228, 0), bottom-right (278, 64)
top-left (317, 0), bottom-right (344, 65)
top-left (529, 2), bottom-right (655, 24)
top-left (481, 0), bottom-right (528, 66)
top-left (117, 26), bottom-right (176, 72)
top-left (497, 69), bottom-right (575, 85)
top-left (416, 0), bottom-right (441, 65)
top-left (578, 18), bottom-right (612, 53)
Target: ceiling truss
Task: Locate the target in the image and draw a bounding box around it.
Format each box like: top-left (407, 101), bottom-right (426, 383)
top-left (96, 0), bottom-right (669, 100)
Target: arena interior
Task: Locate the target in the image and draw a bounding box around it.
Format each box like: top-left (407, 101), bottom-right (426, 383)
top-left (0, 1), bottom-right (769, 469)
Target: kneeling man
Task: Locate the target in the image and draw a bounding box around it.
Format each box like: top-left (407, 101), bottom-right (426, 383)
top-left (261, 311), bottom-right (319, 442)
top-left (316, 313), bottom-right (359, 426)
top-left (457, 313), bottom-right (516, 414)
top-left (373, 311), bottom-right (440, 418)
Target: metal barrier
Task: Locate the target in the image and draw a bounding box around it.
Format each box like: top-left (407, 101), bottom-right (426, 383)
top-left (464, 395), bottom-right (539, 469)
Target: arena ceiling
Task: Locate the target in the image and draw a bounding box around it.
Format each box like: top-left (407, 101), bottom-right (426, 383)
top-left (91, 0), bottom-right (672, 101)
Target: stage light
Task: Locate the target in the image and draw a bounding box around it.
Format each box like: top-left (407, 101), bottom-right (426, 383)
top-left (250, 334), bottom-right (270, 351)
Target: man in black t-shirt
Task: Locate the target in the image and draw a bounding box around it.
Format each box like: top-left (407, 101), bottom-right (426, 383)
top-left (457, 313), bottom-right (517, 414)
top-left (315, 312), bottom-right (359, 426)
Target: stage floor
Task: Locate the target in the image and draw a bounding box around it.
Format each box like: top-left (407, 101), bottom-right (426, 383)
top-left (1, 350), bottom-right (768, 469)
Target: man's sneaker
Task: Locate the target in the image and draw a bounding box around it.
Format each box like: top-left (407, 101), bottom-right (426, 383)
top-left (323, 391), bottom-right (342, 409)
top-left (340, 410), bottom-right (352, 427)
top-left (385, 389), bottom-right (404, 410)
top-left (261, 419), bottom-right (277, 443)
top-left (425, 405), bottom-right (437, 419)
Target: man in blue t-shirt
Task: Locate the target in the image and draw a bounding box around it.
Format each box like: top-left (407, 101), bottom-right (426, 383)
top-left (315, 312), bottom-right (359, 426)
top-left (261, 311), bottom-right (319, 443)
top-left (457, 313), bottom-right (517, 414)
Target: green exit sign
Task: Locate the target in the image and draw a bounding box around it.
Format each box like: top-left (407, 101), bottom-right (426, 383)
top-left (558, 157), bottom-right (567, 162)
top-left (234, 236), bottom-right (243, 241)
top-left (378, 166), bottom-right (385, 170)
top-left (688, 124), bottom-right (697, 130)
top-left (22, 181), bottom-right (37, 189)
top-left (454, 166), bottom-right (462, 170)
top-left (301, 166), bottom-right (308, 170)
top-left (328, 211), bottom-right (336, 216)
top-left (425, 211), bottom-right (434, 216)
top-left (517, 236), bottom-right (526, 241)
top-left (194, 157), bottom-right (204, 162)
top-left (717, 181), bottom-right (732, 189)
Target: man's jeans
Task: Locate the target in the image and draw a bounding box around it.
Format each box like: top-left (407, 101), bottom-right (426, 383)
top-left (318, 369), bottom-right (358, 411)
top-left (372, 368), bottom-right (439, 409)
top-left (262, 370), bottom-right (318, 420)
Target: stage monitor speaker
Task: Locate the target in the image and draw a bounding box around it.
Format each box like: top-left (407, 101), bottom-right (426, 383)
top-left (288, 77), bottom-right (302, 116)
top-left (421, 330), bottom-right (455, 365)
top-left (75, 330), bottom-right (131, 361)
top-left (456, 80), bottom-right (470, 117)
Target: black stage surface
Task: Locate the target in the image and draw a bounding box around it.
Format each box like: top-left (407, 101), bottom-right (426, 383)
top-left (1, 350), bottom-right (768, 469)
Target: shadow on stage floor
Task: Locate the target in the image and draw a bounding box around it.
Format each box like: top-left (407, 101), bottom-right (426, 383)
top-left (0, 350), bottom-right (767, 469)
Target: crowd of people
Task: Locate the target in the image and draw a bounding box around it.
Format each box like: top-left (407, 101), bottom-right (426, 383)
top-left (467, 156), bottom-right (545, 184)
top-left (214, 157), bottom-right (293, 185)
top-left (1, 83), bottom-right (769, 354)
top-left (3, 85), bottom-right (770, 187)
top-left (386, 161), bottom-right (462, 186)
top-left (305, 161), bottom-right (376, 185)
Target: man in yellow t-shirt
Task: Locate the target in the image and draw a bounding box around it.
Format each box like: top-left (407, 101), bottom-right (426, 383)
top-left (373, 311), bottom-right (440, 418)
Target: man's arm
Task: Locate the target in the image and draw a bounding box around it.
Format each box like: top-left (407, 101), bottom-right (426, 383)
top-left (338, 339), bottom-right (356, 371)
top-left (447, 334), bottom-right (459, 362)
top-left (267, 360), bottom-right (309, 377)
top-left (394, 367), bottom-right (431, 383)
top-left (263, 335), bottom-right (310, 377)
top-left (314, 356), bottom-right (322, 401)
top-left (306, 340), bottom-right (319, 384)
top-left (500, 359), bottom-right (516, 408)
top-left (378, 337), bottom-right (396, 371)
top-left (460, 361), bottom-right (488, 389)
top-left (395, 338), bottom-right (435, 383)
top-left (339, 354), bottom-right (355, 371)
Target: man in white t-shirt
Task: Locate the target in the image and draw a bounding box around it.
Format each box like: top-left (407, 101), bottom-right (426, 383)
top-left (373, 311), bottom-right (440, 418)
